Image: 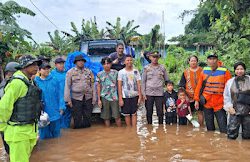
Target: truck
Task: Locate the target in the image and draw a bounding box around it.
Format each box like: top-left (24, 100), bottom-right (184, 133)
top-left (79, 39), bottom-right (129, 113)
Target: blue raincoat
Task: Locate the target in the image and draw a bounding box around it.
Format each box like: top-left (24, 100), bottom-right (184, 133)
top-left (35, 75), bottom-right (63, 121)
top-left (50, 68), bottom-right (71, 128)
top-left (34, 75), bottom-right (62, 139)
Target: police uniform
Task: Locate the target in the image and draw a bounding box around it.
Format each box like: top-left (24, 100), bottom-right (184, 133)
top-left (141, 52), bottom-right (169, 124)
top-left (64, 55), bottom-right (95, 129)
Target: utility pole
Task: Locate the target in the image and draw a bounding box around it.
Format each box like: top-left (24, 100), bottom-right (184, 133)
top-left (161, 11), bottom-right (166, 58)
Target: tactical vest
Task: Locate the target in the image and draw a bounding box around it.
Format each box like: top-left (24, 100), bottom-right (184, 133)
top-left (6, 76), bottom-right (42, 125)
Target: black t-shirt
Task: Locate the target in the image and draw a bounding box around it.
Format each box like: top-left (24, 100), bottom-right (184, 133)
top-left (163, 90), bottom-right (178, 109)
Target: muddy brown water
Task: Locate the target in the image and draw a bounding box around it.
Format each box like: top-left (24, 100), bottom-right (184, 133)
top-left (1, 108), bottom-right (250, 162)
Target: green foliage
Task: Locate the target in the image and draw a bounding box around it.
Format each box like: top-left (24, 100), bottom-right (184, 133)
top-left (133, 57), bottom-right (143, 72)
top-left (159, 45), bottom-right (198, 85)
top-left (0, 1), bottom-right (36, 61)
top-left (171, 0), bottom-right (250, 72)
top-left (171, 1), bottom-right (220, 46)
top-left (62, 17), bottom-right (105, 47)
top-left (47, 30), bottom-right (77, 56)
top-left (210, 0), bottom-right (250, 71)
top-left (106, 17), bottom-right (140, 45)
top-left (139, 25), bottom-right (164, 51)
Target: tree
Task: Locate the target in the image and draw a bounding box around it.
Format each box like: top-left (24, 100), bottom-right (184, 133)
top-left (139, 25), bottom-right (164, 51)
top-left (170, 0), bottom-right (250, 71)
top-left (208, 0), bottom-right (250, 70)
top-left (62, 17), bottom-right (105, 46)
top-left (0, 1), bottom-right (36, 60)
top-left (106, 17), bottom-right (140, 45)
top-left (47, 30), bottom-right (76, 56)
top-left (170, 1), bottom-right (220, 46)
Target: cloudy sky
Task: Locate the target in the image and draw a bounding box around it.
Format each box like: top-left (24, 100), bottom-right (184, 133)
top-left (8, 0), bottom-right (200, 43)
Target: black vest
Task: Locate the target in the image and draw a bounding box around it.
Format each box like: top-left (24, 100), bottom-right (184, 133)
top-left (7, 76), bottom-right (42, 125)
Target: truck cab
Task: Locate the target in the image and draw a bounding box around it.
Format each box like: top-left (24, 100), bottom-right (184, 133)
top-left (80, 39), bottom-right (125, 63)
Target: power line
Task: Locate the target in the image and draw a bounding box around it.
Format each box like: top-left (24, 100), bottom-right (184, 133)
top-left (29, 0), bottom-right (59, 29)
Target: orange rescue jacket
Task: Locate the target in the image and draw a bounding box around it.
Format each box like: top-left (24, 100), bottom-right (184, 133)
top-left (194, 66), bottom-right (231, 111)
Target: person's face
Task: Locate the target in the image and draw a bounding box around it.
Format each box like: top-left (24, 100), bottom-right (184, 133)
top-left (189, 57), bottom-right (198, 68)
top-left (235, 65), bottom-right (245, 77)
top-left (178, 92), bottom-right (186, 100)
top-left (25, 62), bottom-right (39, 76)
top-left (150, 56), bottom-right (160, 64)
top-left (40, 67), bottom-right (50, 77)
top-left (125, 57), bottom-right (133, 67)
top-left (166, 84), bottom-right (174, 92)
top-left (76, 60), bottom-right (84, 68)
top-left (116, 45), bottom-right (124, 56)
top-left (55, 62), bottom-right (65, 71)
top-left (5, 71), bottom-right (14, 79)
top-left (103, 61), bottom-right (112, 71)
top-left (207, 57), bottom-right (218, 68)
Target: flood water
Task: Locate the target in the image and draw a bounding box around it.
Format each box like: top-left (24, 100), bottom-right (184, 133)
top-left (1, 108), bottom-right (250, 162)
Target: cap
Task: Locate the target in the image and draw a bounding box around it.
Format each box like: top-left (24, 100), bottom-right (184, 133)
top-left (149, 51), bottom-right (161, 57)
top-left (18, 55), bottom-right (42, 69)
top-left (4, 62), bottom-right (20, 72)
top-left (74, 55), bottom-right (86, 64)
top-left (39, 63), bottom-right (51, 69)
top-left (54, 57), bottom-right (65, 64)
top-left (207, 53), bottom-right (218, 59)
top-left (38, 55), bottom-right (51, 62)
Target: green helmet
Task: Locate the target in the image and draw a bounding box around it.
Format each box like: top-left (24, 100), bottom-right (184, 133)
top-left (4, 62), bottom-right (20, 72)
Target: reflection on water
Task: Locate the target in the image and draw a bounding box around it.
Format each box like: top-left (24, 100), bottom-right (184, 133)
top-left (1, 107), bottom-right (250, 162)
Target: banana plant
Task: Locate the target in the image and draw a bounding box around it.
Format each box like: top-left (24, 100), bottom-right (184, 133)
top-left (106, 17), bottom-right (140, 45)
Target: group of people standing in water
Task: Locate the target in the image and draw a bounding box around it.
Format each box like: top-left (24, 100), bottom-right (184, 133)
top-left (0, 42), bottom-right (249, 162)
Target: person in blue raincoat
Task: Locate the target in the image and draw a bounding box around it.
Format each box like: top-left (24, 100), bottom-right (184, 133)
top-left (35, 63), bottom-right (63, 139)
top-left (50, 57), bottom-right (70, 128)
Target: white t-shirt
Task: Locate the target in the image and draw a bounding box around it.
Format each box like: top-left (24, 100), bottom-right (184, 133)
top-left (118, 68), bottom-right (141, 98)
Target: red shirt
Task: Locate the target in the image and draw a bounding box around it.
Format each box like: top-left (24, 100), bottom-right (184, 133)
top-left (176, 99), bottom-right (189, 117)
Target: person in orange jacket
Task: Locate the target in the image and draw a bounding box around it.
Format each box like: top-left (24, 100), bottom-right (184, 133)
top-left (194, 53), bottom-right (231, 133)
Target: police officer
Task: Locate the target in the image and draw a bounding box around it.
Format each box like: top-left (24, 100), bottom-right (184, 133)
top-left (0, 55), bottom-right (42, 162)
top-left (64, 55), bottom-right (96, 129)
top-left (141, 51), bottom-right (169, 124)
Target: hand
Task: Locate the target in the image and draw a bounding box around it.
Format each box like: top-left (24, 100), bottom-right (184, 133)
top-left (119, 98), bottom-right (124, 107)
top-left (143, 95), bottom-right (147, 101)
top-left (68, 101), bottom-right (73, 108)
top-left (138, 97), bottom-right (142, 105)
top-left (92, 98), bottom-right (96, 105)
top-left (228, 107), bottom-right (236, 115)
top-left (194, 101), bottom-right (199, 110)
top-left (60, 109), bottom-right (64, 115)
top-left (112, 58), bottom-right (119, 64)
top-left (98, 99), bottom-right (102, 108)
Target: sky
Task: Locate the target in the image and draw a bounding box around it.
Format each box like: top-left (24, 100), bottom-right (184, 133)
top-left (6, 0), bottom-right (200, 43)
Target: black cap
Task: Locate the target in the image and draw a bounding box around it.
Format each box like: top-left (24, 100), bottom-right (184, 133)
top-left (207, 53), bottom-right (218, 59)
top-left (38, 55), bottom-right (51, 62)
top-left (55, 57), bottom-right (65, 64)
top-left (149, 51), bottom-right (161, 57)
top-left (74, 55), bottom-right (86, 64)
top-left (39, 63), bottom-right (51, 69)
top-left (18, 55), bottom-right (42, 69)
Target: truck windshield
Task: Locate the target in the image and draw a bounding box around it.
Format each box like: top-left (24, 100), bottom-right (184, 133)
top-left (88, 45), bottom-right (116, 56)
